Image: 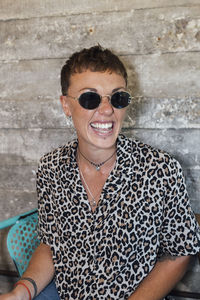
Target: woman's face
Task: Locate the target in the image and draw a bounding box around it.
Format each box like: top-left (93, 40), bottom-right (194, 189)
top-left (60, 69), bottom-right (128, 151)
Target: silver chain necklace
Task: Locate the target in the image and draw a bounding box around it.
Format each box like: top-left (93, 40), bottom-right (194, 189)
top-left (78, 148), bottom-right (116, 171)
top-left (79, 167), bottom-right (97, 208)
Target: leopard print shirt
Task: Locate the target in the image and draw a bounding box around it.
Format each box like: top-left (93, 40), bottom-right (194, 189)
top-left (37, 134), bottom-right (200, 300)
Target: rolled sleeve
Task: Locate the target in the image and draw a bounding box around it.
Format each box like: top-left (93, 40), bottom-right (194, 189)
top-left (159, 158), bottom-right (200, 257)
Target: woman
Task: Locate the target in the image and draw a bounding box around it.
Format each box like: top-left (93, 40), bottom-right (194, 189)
top-left (1, 45), bottom-right (200, 300)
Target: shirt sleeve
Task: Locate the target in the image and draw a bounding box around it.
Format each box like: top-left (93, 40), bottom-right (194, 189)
top-left (36, 156), bottom-right (55, 246)
top-left (159, 157), bottom-right (200, 257)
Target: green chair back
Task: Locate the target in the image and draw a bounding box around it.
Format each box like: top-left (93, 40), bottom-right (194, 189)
top-left (6, 210), bottom-right (40, 276)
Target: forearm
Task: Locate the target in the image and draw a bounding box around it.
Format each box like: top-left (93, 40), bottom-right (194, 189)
top-left (128, 255), bottom-right (191, 300)
top-left (13, 242), bottom-right (55, 299)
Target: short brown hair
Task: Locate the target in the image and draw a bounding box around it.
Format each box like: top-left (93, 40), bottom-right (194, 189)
top-left (61, 45), bottom-right (128, 95)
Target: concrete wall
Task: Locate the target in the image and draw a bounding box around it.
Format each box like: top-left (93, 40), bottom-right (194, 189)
top-left (0, 0), bottom-right (199, 297)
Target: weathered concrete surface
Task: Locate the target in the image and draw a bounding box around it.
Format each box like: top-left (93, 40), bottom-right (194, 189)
top-left (124, 128), bottom-right (200, 211)
top-left (125, 128), bottom-right (200, 168)
top-left (1, 7), bottom-right (200, 60)
top-left (0, 127), bottom-right (199, 221)
top-left (0, 128), bottom-right (74, 165)
top-left (1, 128), bottom-right (199, 167)
top-left (0, 0), bottom-right (199, 295)
top-left (1, 52), bottom-right (200, 101)
top-left (126, 52), bottom-right (200, 98)
top-left (0, 0), bottom-right (200, 20)
top-left (0, 190), bottom-right (37, 221)
top-left (128, 96), bottom-right (200, 129)
top-left (0, 96), bottom-right (200, 129)
top-left (0, 98), bottom-right (66, 129)
top-left (0, 59), bottom-right (62, 100)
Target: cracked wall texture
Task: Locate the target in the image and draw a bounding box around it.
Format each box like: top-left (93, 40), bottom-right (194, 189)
top-left (0, 1), bottom-right (199, 297)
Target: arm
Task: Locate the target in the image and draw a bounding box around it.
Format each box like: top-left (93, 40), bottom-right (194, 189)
top-left (128, 255), bottom-right (191, 300)
top-left (0, 242), bottom-right (55, 300)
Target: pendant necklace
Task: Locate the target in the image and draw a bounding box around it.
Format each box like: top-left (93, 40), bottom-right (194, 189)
top-left (78, 148), bottom-right (116, 171)
top-left (79, 167), bottom-right (97, 208)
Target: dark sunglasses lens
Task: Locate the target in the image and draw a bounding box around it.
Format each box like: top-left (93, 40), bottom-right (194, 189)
top-left (111, 92), bottom-right (131, 109)
top-left (79, 92), bottom-right (101, 109)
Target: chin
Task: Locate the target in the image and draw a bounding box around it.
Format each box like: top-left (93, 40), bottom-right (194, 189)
top-left (90, 134), bottom-right (118, 149)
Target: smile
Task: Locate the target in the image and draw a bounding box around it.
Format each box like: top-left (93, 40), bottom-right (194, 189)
top-left (90, 122), bottom-right (113, 131)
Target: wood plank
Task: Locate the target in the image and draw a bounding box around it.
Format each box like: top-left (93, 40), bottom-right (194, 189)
top-left (0, 59), bottom-right (62, 100)
top-left (128, 96), bottom-right (200, 129)
top-left (1, 128), bottom-right (200, 166)
top-left (1, 128), bottom-right (198, 220)
top-left (0, 96), bottom-right (199, 129)
top-left (0, 128), bottom-right (200, 167)
top-left (184, 169), bottom-right (200, 211)
top-left (0, 0), bottom-right (199, 20)
top-left (0, 128), bottom-right (74, 165)
top-left (0, 98), bottom-right (67, 129)
top-left (0, 6), bottom-right (200, 60)
top-left (0, 190), bottom-right (37, 222)
top-left (126, 52), bottom-right (200, 98)
top-left (1, 52), bottom-right (200, 100)
top-left (0, 165), bottom-right (37, 190)
top-left (0, 165), bottom-right (199, 221)
top-left (123, 128), bottom-right (200, 168)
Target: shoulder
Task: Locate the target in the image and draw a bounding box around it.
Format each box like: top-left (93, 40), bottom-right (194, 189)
top-left (118, 134), bottom-right (181, 173)
top-left (38, 139), bottom-right (78, 170)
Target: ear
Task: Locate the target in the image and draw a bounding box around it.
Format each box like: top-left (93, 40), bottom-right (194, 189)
top-left (60, 96), bottom-right (72, 117)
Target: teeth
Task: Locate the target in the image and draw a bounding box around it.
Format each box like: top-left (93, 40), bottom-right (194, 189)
top-left (91, 122), bottom-right (113, 129)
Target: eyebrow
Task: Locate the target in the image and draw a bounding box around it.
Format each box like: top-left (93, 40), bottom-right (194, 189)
top-left (78, 87), bottom-right (126, 93)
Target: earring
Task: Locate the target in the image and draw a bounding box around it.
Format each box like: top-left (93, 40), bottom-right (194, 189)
top-left (67, 115), bottom-right (73, 127)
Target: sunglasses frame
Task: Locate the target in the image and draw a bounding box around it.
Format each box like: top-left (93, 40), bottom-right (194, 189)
top-left (66, 90), bottom-right (132, 110)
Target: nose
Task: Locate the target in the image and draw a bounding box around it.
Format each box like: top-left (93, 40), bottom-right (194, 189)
top-left (98, 95), bottom-right (114, 115)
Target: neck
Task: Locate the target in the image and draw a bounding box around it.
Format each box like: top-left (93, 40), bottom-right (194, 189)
top-left (77, 145), bottom-right (117, 173)
top-left (78, 141), bottom-right (116, 162)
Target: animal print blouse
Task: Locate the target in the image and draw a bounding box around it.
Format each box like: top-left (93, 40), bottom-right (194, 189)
top-left (37, 134), bottom-right (200, 300)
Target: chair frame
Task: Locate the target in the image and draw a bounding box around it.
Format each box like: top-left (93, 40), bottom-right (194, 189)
top-left (0, 209), bottom-right (38, 277)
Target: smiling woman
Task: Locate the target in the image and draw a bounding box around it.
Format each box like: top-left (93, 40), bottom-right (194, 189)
top-left (60, 70), bottom-right (128, 153)
top-left (1, 45), bottom-right (200, 300)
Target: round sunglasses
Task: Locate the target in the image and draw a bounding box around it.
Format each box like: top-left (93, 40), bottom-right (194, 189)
top-left (66, 91), bottom-right (132, 110)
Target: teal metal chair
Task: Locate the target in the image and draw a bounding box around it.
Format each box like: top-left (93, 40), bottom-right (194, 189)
top-left (0, 209), bottom-right (40, 276)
